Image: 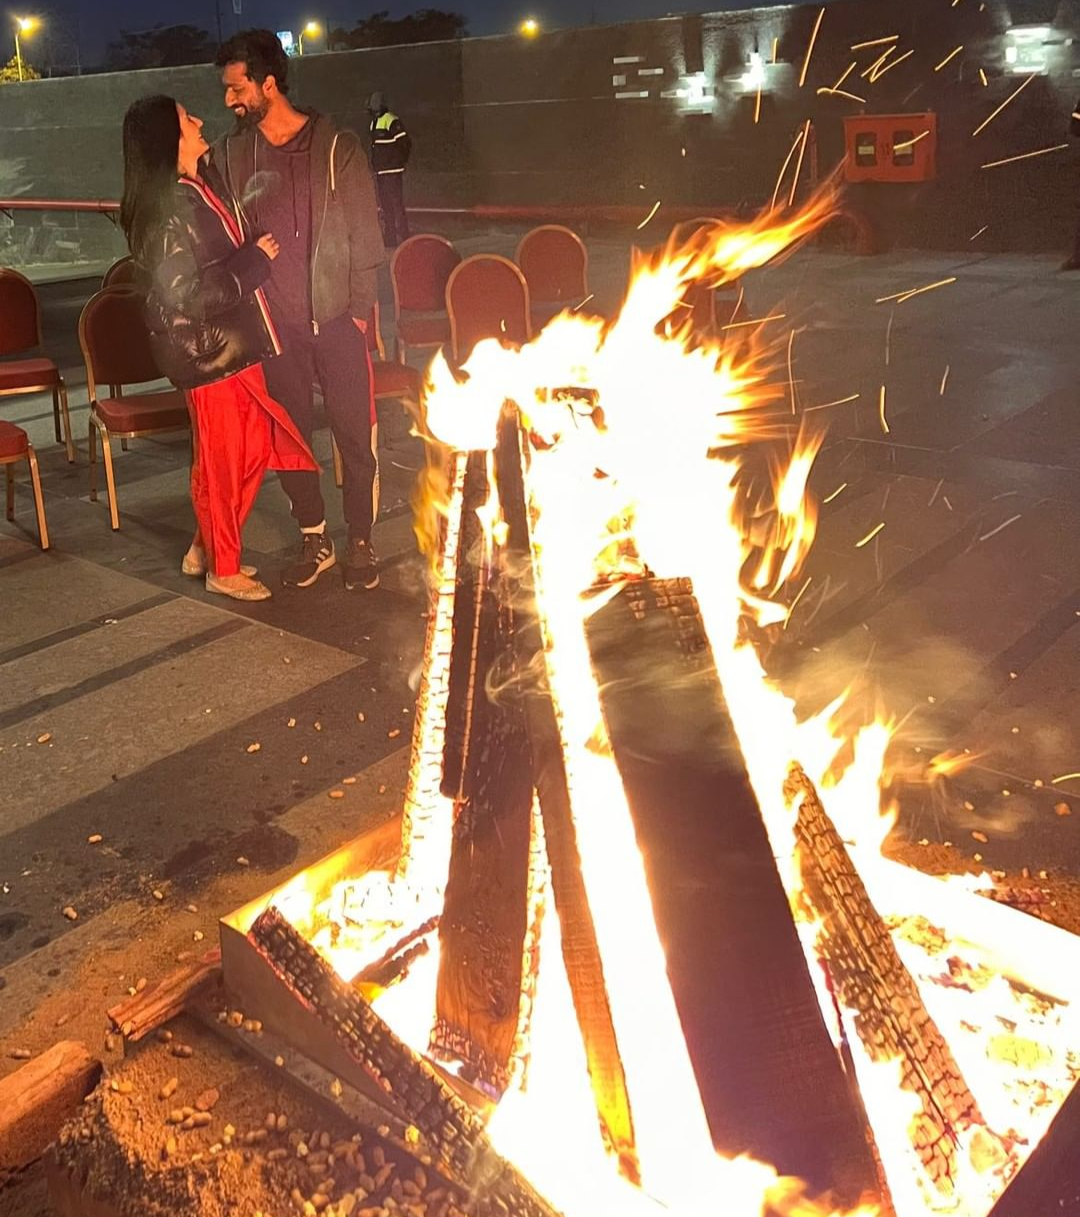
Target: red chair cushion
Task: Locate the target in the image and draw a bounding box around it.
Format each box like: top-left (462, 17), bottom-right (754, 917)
top-left (373, 360), bottom-right (421, 399)
top-left (0, 420), bottom-right (28, 459)
top-left (397, 311), bottom-right (451, 348)
top-left (94, 390), bottom-right (189, 433)
top-left (0, 357), bottom-right (60, 392)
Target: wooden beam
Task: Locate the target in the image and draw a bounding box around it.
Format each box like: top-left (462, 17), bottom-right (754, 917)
top-left (587, 579), bottom-right (880, 1205)
top-left (432, 448), bottom-right (535, 1094)
top-left (107, 948), bottom-right (221, 1042)
top-left (0, 1041), bottom-right (101, 1178)
top-left (247, 905), bottom-right (562, 1217)
top-left (787, 765), bottom-right (984, 1197)
top-left (494, 409), bottom-right (641, 1183)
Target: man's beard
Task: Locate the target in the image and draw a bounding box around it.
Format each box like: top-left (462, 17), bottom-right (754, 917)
top-left (234, 99), bottom-right (269, 127)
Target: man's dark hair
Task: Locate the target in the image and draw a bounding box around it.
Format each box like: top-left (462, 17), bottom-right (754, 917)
top-left (215, 29), bottom-right (290, 94)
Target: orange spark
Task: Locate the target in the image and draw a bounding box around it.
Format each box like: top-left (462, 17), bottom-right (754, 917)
top-left (721, 312), bottom-right (787, 330)
top-left (972, 73), bottom-right (1036, 136)
top-left (969, 225), bottom-right (988, 241)
top-left (799, 7), bottom-right (825, 87)
top-left (817, 86), bottom-right (869, 103)
top-left (894, 130), bottom-right (930, 152)
top-left (851, 34), bottom-right (898, 50)
top-left (754, 86), bottom-right (762, 123)
top-left (806, 393), bottom-right (860, 414)
top-left (978, 67), bottom-right (989, 86)
top-left (823, 481), bottom-right (849, 503)
top-left (878, 385), bottom-right (889, 433)
top-left (876, 276), bottom-right (957, 304)
top-left (928, 750), bottom-right (982, 780)
top-left (637, 200), bottom-right (662, 230)
top-left (788, 118), bottom-right (812, 205)
top-left (982, 144), bottom-right (1069, 169)
top-left (870, 47), bottom-right (914, 80)
top-left (861, 47), bottom-right (894, 78)
top-left (940, 365), bottom-right (950, 396)
top-left (783, 576), bottom-right (814, 629)
top-left (1053, 771), bottom-right (1080, 785)
top-left (771, 36), bottom-right (779, 63)
top-left (832, 60), bottom-right (857, 89)
top-left (934, 44), bottom-right (964, 71)
top-left (856, 521), bottom-right (886, 548)
top-left (771, 126), bottom-right (807, 210)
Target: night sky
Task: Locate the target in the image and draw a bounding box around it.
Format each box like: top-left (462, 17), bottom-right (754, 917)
top-left (31, 0), bottom-right (776, 68)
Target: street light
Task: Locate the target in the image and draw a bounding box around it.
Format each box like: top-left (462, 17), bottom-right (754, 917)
top-left (298, 21), bottom-right (320, 55)
top-left (520, 17), bottom-right (540, 37)
top-left (13, 16), bottom-right (36, 82)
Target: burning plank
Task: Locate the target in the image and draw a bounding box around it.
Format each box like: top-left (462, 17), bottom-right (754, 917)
top-left (785, 764), bottom-right (996, 1195)
top-left (247, 905), bottom-right (563, 1217)
top-left (496, 408), bottom-right (641, 1183)
top-left (433, 449), bottom-right (535, 1095)
top-left (586, 576), bottom-right (881, 1203)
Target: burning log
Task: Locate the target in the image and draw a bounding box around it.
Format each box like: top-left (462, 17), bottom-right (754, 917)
top-left (785, 764), bottom-right (987, 1194)
top-left (247, 904), bottom-right (563, 1217)
top-left (586, 577), bottom-right (881, 1204)
top-left (433, 448), bottom-right (535, 1095)
top-left (496, 408), bottom-right (640, 1184)
top-left (398, 451), bottom-right (467, 886)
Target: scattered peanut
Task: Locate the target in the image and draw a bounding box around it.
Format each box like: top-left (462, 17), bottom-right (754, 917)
top-left (159, 1076), bottom-right (179, 1099)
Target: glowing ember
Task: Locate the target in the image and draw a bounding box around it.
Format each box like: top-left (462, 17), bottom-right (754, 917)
top-left (267, 192), bottom-right (1080, 1217)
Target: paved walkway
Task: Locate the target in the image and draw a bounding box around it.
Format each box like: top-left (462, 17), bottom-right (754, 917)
top-left (2, 231), bottom-right (1080, 1049)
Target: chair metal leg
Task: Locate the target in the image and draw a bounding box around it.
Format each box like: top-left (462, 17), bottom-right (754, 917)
top-left (52, 389), bottom-right (62, 443)
top-left (56, 380), bottom-right (75, 464)
top-left (332, 433), bottom-right (344, 488)
top-left (88, 416), bottom-right (98, 501)
top-left (100, 426), bottom-right (121, 530)
top-left (25, 446), bottom-right (49, 550)
top-left (121, 438), bottom-right (129, 452)
top-left (5, 463), bottom-right (13, 521)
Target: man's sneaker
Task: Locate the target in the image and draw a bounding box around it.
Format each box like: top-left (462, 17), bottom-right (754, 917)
top-left (343, 537), bottom-right (380, 591)
top-left (281, 531), bottom-right (336, 588)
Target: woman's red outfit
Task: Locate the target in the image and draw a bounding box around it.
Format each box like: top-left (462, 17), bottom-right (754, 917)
top-left (143, 173), bottom-right (317, 578)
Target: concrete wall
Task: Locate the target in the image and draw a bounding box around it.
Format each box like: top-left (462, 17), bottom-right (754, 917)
top-left (0, 0), bottom-right (1078, 256)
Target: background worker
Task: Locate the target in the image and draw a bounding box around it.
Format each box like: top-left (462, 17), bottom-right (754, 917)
top-left (367, 91), bottom-right (412, 247)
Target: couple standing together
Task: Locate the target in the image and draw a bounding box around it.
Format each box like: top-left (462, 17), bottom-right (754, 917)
top-left (120, 30), bottom-right (383, 601)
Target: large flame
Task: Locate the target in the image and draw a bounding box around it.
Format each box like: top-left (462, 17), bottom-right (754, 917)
top-left (279, 190), bottom-right (1080, 1217)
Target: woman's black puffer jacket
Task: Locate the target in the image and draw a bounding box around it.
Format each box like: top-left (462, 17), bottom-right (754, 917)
top-left (141, 175), bottom-right (279, 391)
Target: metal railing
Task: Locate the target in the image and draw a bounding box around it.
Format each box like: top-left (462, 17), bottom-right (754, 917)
top-left (0, 196), bottom-right (728, 283)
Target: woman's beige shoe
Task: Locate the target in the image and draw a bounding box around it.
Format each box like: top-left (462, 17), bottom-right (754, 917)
top-left (182, 546), bottom-right (256, 579)
top-left (205, 573), bottom-right (273, 601)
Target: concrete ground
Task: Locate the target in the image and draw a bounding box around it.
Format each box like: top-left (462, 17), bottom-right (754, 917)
top-left (2, 226), bottom-right (1080, 1068)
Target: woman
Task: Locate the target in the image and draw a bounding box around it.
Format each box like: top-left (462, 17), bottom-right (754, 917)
top-left (120, 94), bottom-right (316, 601)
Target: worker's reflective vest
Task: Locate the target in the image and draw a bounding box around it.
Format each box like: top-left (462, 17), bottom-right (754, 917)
top-left (370, 111), bottom-right (411, 175)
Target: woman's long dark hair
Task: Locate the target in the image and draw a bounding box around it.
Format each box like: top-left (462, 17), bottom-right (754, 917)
top-left (120, 94), bottom-right (181, 263)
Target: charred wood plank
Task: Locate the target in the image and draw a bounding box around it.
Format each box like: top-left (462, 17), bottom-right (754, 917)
top-left (586, 578), bottom-right (880, 1205)
top-left (786, 764), bottom-right (986, 1196)
top-left (247, 905), bottom-right (562, 1217)
top-left (494, 407), bottom-right (640, 1183)
top-left (398, 451), bottom-right (467, 885)
top-left (441, 450), bottom-right (496, 802)
top-left (433, 443), bottom-right (534, 1092)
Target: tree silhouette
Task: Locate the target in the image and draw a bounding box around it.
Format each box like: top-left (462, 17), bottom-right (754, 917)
top-left (331, 10), bottom-right (467, 50)
top-left (0, 55), bottom-right (41, 83)
top-left (104, 24), bottom-right (215, 71)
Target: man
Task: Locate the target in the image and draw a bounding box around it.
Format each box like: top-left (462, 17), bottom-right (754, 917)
top-left (367, 91), bottom-right (412, 248)
top-left (212, 29), bottom-right (384, 590)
